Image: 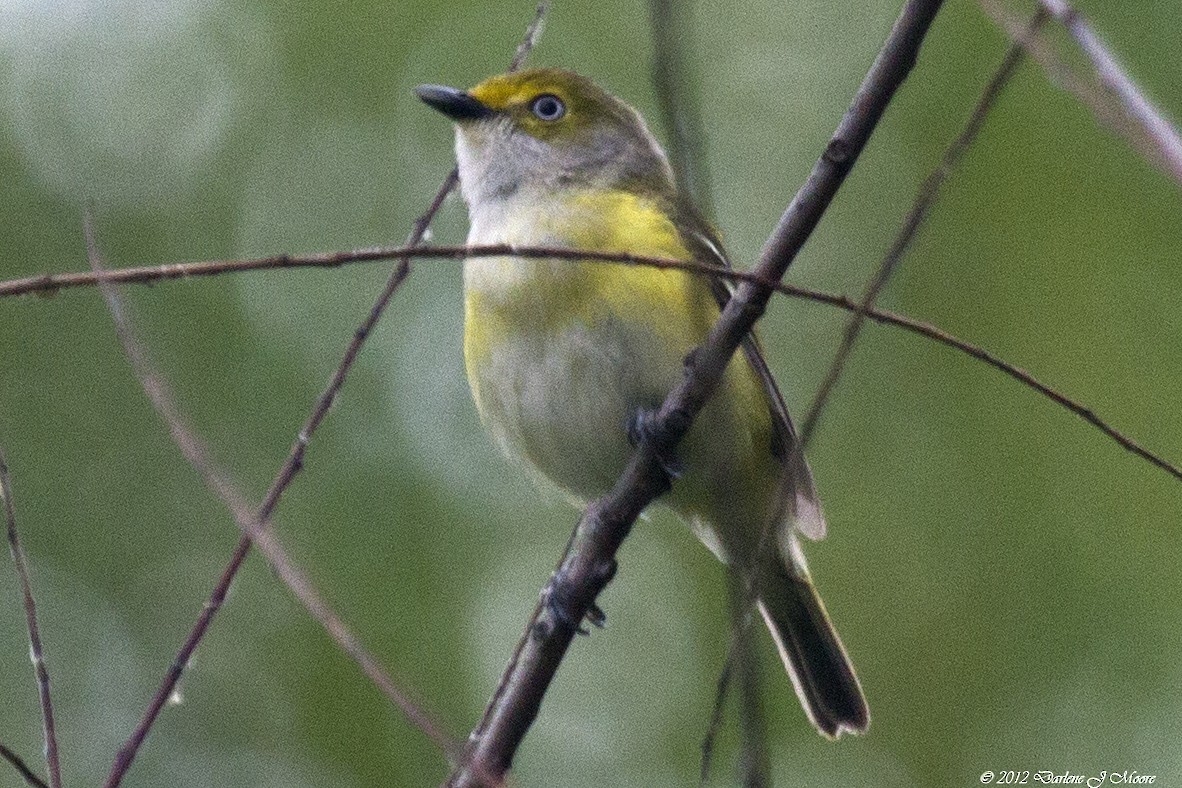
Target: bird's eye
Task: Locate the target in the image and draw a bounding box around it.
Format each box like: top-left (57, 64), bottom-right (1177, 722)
top-left (530, 94), bottom-right (565, 121)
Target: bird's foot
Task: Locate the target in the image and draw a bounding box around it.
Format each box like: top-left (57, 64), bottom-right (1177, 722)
top-left (544, 573), bottom-right (607, 636)
top-left (627, 406), bottom-right (685, 479)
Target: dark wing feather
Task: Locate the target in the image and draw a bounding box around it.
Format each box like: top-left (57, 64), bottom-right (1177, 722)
top-left (671, 198), bottom-right (826, 540)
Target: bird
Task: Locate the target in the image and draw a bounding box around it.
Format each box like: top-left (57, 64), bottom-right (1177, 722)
top-left (416, 67), bottom-right (868, 738)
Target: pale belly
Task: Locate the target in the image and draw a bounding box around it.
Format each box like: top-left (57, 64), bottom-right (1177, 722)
top-left (465, 279), bottom-right (686, 503)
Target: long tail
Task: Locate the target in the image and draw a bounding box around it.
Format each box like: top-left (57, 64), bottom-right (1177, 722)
top-left (756, 559), bottom-right (869, 738)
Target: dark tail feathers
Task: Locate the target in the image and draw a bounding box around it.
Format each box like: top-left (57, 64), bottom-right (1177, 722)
top-left (756, 561), bottom-right (869, 738)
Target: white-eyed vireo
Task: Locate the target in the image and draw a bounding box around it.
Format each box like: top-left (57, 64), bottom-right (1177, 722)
top-left (416, 68), bottom-right (868, 738)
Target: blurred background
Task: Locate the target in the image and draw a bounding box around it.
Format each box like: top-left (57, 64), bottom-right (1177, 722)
top-left (1, 0), bottom-right (1180, 785)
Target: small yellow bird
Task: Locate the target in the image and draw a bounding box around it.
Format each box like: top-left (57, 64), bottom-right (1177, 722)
top-left (416, 68), bottom-right (868, 738)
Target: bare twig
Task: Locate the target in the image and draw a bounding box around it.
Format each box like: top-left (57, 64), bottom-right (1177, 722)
top-left (799, 9), bottom-right (1048, 447)
top-left (727, 576), bottom-right (769, 788)
top-left (0, 742), bottom-right (49, 788)
top-left (809, 287), bottom-right (1182, 485)
top-left (698, 635), bottom-right (734, 786)
top-left (649, 0), bottom-right (765, 780)
top-left (650, 0), bottom-right (714, 216)
top-left (101, 177), bottom-right (445, 788)
top-left (1, 243), bottom-right (1177, 488)
top-left (0, 246), bottom-right (407, 298)
top-left (103, 7), bottom-right (549, 784)
top-left (1039, 0), bottom-right (1182, 184)
top-left (509, 1), bottom-right (550, 72)
top-left (699, 578), bottom-right (771, 788)
top-left (0, 242), bottom-right (887, 299)
top-left (446, 2), bottom-right (946, 785)
top-left (84, 221), bottom-right (461, 762)
top-left (1, 452), bottom-right (62, 788)
top-left (978, 0), bottom-right (1182, 189)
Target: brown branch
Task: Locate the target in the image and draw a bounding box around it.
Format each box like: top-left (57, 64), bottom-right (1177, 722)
top-left (650, 0), bottom-right (714, 217)
top-left (84, 220), bottom-right (462, 769)
top-left (101, 178), bottom-right (446, 788)
top-left (799, 8), bottom-right (1048, 447)
top-left (808, 286), bottom-right (1182, 485)
top-left (446, 2), bottom-right (946, 784)
top-left (1, 451), bottom-right (63, 788)
top-left (0, 742), bottom-right (49, 788)
top-left (0, 247), bottom-right (410, 298)
top-left (698, 639), bottom-right (734, 786)
top-left (102, 7), bottom-right (549, 784)
top-left (0, 244), bottom-right (771, 300)
top-left (649, 0), bottom-right (765, 780)
top-left (698, 577), bottom-right (771, 787)
top-left (727, 575), bottom-right (769, 787)
top-left (1, 243), bottom-right (1177, 488)
top-left (978, 0), bottom-right (1182, 189)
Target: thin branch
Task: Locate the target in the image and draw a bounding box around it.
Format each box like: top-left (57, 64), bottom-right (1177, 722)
top-left (446, 2), bottom-right (946, 785)
top-left (0, 242), bottom-right (831, 299)
top-left (726, 575), bottom-right (769, 788)
top-left (650, 0), bottom-right (714, 217)
top-left (978, 0), bottom-right (1182, 189)
top-left (810, 286), bottom-right (1182, 485)
top-left (699, 641), bottom-right (734, 786)
top-left (650, 0), bottom-right (765, 780)
top-left (84, 220), bottom-right (461, 758)
top-left (699, 578), bottom-right (770, 787)
top-left (101, 176), bottom-right (445, 788)
top-left (1, 452), bottom-right (63, 788)
top-left (102, 7), bottom-right (550, 784)
top-left (1039, 0), bottom-right (1182, 184)
top-left (0, 742), bottom-right (49, 788)
top-left (509, 1), bottom-right (550, 73)
top-left (0, 247), bottom-right (405, 298)
top-left (1, 242), bottom-right (1177, 488)
top-left (800, 8), bottom-right (1048, 447)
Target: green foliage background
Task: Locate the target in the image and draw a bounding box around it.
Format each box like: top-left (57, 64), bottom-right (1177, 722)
top-left (2, 1), bottom-right (1180, 785)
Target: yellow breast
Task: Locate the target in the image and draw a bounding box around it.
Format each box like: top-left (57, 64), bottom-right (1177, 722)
top-left (463, 188), bottom-right (716, 370)
top-left (460, 185), bottom-right (776, 532)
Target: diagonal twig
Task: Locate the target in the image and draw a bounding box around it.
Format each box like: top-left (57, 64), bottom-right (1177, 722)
top-left (723, 575), bottom-right (769, 787)
top-left (102, 6), bottom-right (550, 785)
top-left (799, 8), bottom-right (1049, 447)
top-left (0, 742), bottom-right (49, 788)
top-left (447, 2), bottom-right (946, 784)
top-left (649, 0), bottom-right (714, 217)
top-left (101, 179), bottom-right (443, 788)
top-left (809, 285), bottom-right (1182, 484)
top-left (84, 219), bottom-right (461, 758)
top-left (649, 0), bottom-right (766, 781)
top-left (699, 628), bottom-right (736, 787)
top-left (1, 451), bottom-right (63, 788)
top-left (977, 0), bottom-right (1182, 190)
top-left (1037, 0), bottom-right (1182, 184)
top-left (510, 1), bottom-right (550, 73)
top-left (651, 0), bottom-right (773, 780)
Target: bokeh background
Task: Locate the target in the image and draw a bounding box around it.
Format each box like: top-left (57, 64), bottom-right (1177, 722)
top-left (2, 0), bottom-right (1180, 785)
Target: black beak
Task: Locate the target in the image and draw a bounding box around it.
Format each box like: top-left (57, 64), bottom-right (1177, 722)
top-left (414, 84), bottom-right (494, 121)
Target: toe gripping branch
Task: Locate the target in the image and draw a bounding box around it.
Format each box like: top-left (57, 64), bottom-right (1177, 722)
top-left (541, 559), bottom-right (616, 637)
top-left (627, 406), bottom-right (687, 484)
top-left (536, 400), bottom-right (693, 640)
